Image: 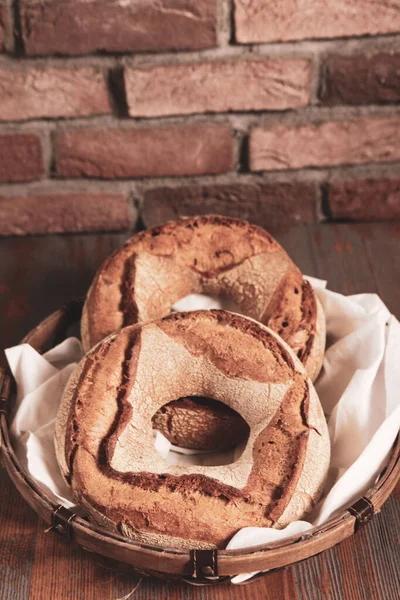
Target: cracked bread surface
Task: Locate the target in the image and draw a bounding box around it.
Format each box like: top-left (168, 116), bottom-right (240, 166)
top-left (56, 310), bottom-right (330, 549)
top-left (81, 215), bottom-right (325, 450)
top-left (81, 215), bottom-right (324, 376)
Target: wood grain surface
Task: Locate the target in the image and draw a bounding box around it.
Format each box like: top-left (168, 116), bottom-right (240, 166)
top-left (0, 223), bottom-right (399, 600)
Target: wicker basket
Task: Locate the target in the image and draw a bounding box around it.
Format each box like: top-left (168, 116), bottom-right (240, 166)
top-left (0, 300), bottom-right (399, 585)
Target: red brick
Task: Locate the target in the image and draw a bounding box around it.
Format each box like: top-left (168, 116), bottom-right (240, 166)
top-left (0, 193), bottom-right (134, 236)
top-left (142, 182), bottom-right (318, 232)
top-left (125, 58), bottom-right (311, 117)
top-left (0, 4), bottom-right (6, 51)
top-left (234, 0), bottom-right (400, 43)
top-left (250, 117), bottom-right (400, 172)
top-left (328, 178), bottom-right (400, 220)
top-left (20, 0), bottom-right (216, 56)
top-left (0, 1), bottom-right (11, 52)
top-left (56, 125), bottom-right (233, 179)
top-left (0, 134), bottom-right (43, 182)
top-left (0, 67), bottom-right (111, 121)
top-left (321, 54), bottom-right (400, 106)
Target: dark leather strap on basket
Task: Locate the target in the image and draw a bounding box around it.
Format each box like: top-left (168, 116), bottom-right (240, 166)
top-left (48, 505), bottom-right (76, 539)
top-left (0, 372), bottom-right (10, 415)
top-left (348, 496), bottom-right (374, 531)
top-left (0, 370), bottom-right (15, 416)
top-left (189, 549), bottom-right (219, 581)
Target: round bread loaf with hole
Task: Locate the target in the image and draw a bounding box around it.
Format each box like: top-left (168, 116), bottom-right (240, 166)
top-left (56, 310), bottom-right (330, 549)
top-left (82, 216), bottom-right (325, 451)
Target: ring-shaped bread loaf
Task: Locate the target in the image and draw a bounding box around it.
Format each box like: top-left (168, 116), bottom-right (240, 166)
top-left (56, 310), bottom-right (330, 549)
top-left (82, 216), bottom-right (324, 381)
top-left (82, 216), bottom-right (325, 451)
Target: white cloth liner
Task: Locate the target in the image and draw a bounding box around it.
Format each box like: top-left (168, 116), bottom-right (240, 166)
top-left (5, 277), bottom-right (400, 584)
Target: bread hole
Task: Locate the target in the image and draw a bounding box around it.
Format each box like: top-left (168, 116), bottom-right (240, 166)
top-left (294, 287), bottom-right (299, 294)
top-left (281, 321), bottom-right (289, 328)
top-left (152, 396), bottom-right (250, 466)
top-left (171, 293), bottom-right (243, 314)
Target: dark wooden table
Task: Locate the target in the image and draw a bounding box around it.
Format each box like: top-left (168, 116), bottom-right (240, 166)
top-left (1, 223), bottom-right (399, 600)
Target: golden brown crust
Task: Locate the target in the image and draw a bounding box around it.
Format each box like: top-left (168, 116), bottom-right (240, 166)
top-left (82, 215), bottom-right (322, 367)
top-left (57, 310), bottom-right (330, 549)
top-left (82, 215), bottom-right (325, 451)
top-left (303, 296), bottom-right (326, 383)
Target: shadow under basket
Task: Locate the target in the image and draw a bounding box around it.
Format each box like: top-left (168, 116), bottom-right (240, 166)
top-left (0, 300), bottom-right (399, 586)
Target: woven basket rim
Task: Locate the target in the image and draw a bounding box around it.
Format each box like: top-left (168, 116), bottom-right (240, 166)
top-left (1, 300), bottom-right (399, 580)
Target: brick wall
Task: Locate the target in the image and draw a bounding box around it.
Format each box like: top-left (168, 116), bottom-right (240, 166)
top-left (0, 0), bottom-right (399, 236)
